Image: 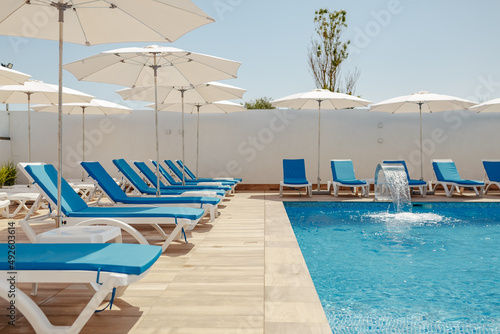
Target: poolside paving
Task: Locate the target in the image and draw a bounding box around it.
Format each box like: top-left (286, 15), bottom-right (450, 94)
top-left (0, 189), bottom-right (499, 333)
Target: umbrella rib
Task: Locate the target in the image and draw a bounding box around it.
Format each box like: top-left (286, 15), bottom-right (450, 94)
top-left (71, 6), bottom-right (91, 46)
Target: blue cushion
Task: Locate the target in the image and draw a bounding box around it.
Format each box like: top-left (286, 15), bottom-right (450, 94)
top-left (433, 161), bottom-right (484, 185)
top-left (25, 164), bottom-right (88, 215)
top-left (176, 160), bottom-right (240, 184)
top-left (81, 162), bottom-right (219, 206)
top-left (432, 161), bottom-right (462, 182)
top-left (408, 179), bottom-right (427, 186)
top-left (283, 178), bottom-right (309, 185)
top-left (139, 161), bottom-right (231, 191)
top-left (283, 159), bottom-right (309, 185)
top-left (335, 179), bottom-right (367, 186)
top-left (483, 161), bottom-right (500, 182)
top-left (68, 206), bottom-right (204, 220)
top-left (331, 160), bottom-right (358, 182)
top-left (0, 243), bottom-right (161, 275)
top-left (163, 160), bottom-right (235, 187)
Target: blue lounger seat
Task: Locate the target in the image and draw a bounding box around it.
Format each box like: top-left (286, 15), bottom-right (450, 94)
top-left (175, 159), bottom-right (242, 183)
top-left (328, 160), bottom-right (369, 197)
top-left (383, 160), bottom-right (427, 197)
top-left (138, 161), bottom-right (232, 194)
top-left (0, 243), bottom-right (161, 334)
top-left (113, 159), bottom-right (225, 198)
top-left (81, 161), bottom-right (220, 221)
top-left (482, 160), bottom-right (500, 194)
top-left (20, 163), bottom-right (206, 251)
top-left (431, 159), bottom-right (484, 197)
top-left (164, 160), bottom-right (236, 193)
top-left (279, 159), bottom-right (312, 197)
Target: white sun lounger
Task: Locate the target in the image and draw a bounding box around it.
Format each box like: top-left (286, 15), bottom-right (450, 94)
top-left (19, 163), bottom-right (206, 252)
top-left (482, 160), bottom-right (500, 194)
top-left (430, 159), bottom-right (485, 197)
top-left (0, 243), bottom-right (161, 334)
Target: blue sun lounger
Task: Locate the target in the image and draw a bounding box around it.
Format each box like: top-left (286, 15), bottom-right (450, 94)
top-left (482, 160), bottom-right (500, 194)
top-left (279, 159), bottom-right (312, 197)
top-left (20, 163), bottom-right (206, 251)
top-left (0, 243), bottom-right (161, 334)
top-left (113, 159), bottom-right (225, 198)
top-left (328, 160), bottom-right (369, 197)
top-left (383, 160), bottom-right (427, 197)
top-left (137, 161), bottom-right (232, 194)
top-left (164, 160), bottom-right (236, 192)
top-left (175, 160), bottom-right (242, 183)
top-left (431, 159), bottom-right (485, 197)
top-left (81, 161), bottom-right (220, 221)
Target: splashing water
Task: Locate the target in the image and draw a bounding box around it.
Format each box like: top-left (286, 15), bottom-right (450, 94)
top-left (374, 164), bottom-right (411, 213)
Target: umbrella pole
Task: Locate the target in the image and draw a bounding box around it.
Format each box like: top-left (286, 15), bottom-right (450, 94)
top-left (196, 105), bottom-right (200, 180)
top-left (419, 103), bottom-right (423, 180)
top-left (180, 89), bottom-right (186, 185)
top-left (27, 92), bottom-right (31, 162)
top-left (152, 54), bottom-right (161, 197)
top-left (316, 100), bottom-right (322, 191)
top-left (56, 3), bottom-right (69, 228)
top-left (81, 107), bottom-right (85, 181)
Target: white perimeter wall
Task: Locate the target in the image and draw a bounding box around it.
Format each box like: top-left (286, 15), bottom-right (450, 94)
top-left (0, 110), bottom-right (11, 163)
top-left (5, 108), bottom-right (500, 184)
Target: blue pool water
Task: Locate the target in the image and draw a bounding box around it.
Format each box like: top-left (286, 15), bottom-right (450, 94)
top-left (284, 202), bottom-right (500, 333)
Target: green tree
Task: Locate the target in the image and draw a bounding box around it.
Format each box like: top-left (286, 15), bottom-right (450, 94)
top-left (308, 9), bottom-right (360, 95)
top-left (244, 97), bottom-right (275, 109)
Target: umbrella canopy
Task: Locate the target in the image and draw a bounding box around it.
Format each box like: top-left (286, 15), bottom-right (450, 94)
top-left (0, 0), bottom-right (213, 45)
top-left (0, 0), bottom-right (213, 227)
top-left (370, 91), bottom-right (476, 113)
top-left (117, 81), bottom-right (246, 104)
top-left (271, 89), bottom-right (371, 193)
top-left (65, 45), bottom-right (241, 193)
top-left (370, 91), bottom-right (476, 179)
top-left (0, 66), bottom-right (30, 85)
top-left (470, 98), bottom-right (500, 113)
top-left (64, 46), bottom-right (241, 87)
top-left (33, 99), bottom-right (131, 180)
top-left (271, 89), bottom-right (371, 109)
top-left (0, 80), bottom-right (93, 161)
top-left (148, 101), bottom-right (246, 178)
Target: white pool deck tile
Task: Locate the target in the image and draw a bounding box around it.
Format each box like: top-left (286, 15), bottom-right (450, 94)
top-left (0, 189), bottom-right (499, 333)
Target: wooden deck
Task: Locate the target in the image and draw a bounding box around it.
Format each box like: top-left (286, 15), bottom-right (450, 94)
top-left (0, 191), bottom-right (332, 333)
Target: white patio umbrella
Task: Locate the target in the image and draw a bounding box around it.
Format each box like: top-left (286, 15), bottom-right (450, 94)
top-left (0, 0), bottom-right (213, 227)
top-left (0, 66), bottom-right (30, 85)
top-left (271, 89), bottom-right (371, 193)
top-left (64, 45), bottom-right (241, 193)
top-left (147, 101), bottom-right (246, 177)
top-left (470, 98), bottom-right (500, 113)
top-left (370, 91), bottom-right (476, 179)
top-left (32, 99), bottom-right (131, 180)
top-left (118, 81), bottom-right (246, 180)
top-left (0, 80), bottom-right (93, 161)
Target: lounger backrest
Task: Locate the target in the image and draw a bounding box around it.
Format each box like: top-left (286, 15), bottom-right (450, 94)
top-left (165, 160), bottom-right (184, 179)
top-left (383, 160), bottom-right (411, 180)
top-left (283, 159), bottom-right (308, 183)
top-left (151, 161), bottom-right (179, 185)
top-left (176, 160), bottom-right (196, 180)
top-left (134, 161), bottom-right (167, 188)
top-left (483, 161), bottom-right (500, 182)
top-left (112, 159), bottom-right (151, 192)
top-left (81, 161), bottom-right (127, 202)
top-left (331, 160), bottom-right (356, 181)
top-left (24, 164), bottom-right (88, 215)
top-left (432, 160), bottom-right (462, 182)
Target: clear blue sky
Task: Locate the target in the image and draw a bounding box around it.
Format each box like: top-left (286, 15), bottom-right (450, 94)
top-left (2, 0), bottom-right (500, 110)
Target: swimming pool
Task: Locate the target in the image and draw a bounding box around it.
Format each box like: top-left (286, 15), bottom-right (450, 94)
top-left (284, 202), bottom-right (500, 333)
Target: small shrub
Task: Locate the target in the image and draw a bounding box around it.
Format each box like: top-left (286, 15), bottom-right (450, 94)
top-left (0, 161), bottom-right (17, 187)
